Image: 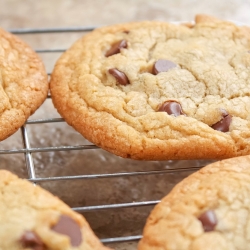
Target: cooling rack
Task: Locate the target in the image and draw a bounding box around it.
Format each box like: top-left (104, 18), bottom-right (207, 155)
top-left (0, 26), bottom-right (204, 247)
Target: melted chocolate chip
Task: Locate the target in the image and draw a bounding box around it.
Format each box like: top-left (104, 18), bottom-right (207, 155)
top-left (108, 68), bottom-right (130, 85)
top-left (105, 40), bottom-right (127, 57)
top-left (52, 215), bottom-right (82, 247)
top-left (211, 111), bottom-right (232, 132)
top-left (153, 59), bottom-right (177, 75)
top-left (198, 210), bottom-right (218, 232)
top-left (20, 231), bottom-right (46, 250)
top-left (158, 101), bottom-right (185, 116)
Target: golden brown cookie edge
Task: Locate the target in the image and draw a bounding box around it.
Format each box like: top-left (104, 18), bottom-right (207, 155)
top-left (0, 28), bottom-right (48, 141)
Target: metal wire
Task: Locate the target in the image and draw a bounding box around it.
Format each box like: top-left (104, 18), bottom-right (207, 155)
top-left (9, 26), bottom-right (95, 34)
top-left (21, 125), bottom-right (36, 180)
top-left (0, 144), bottom-right (98, 154)
top-left (26, 118), bottom-right (64, 124)
top-left (35, 48), bottom-right (66, 53)
top-left (101, 235), bottom-right (142, 244)
top-left (2, 26), bottom-right (202, 245)
top-left (72, 201), bottom-right (160, 212)
top-left (27, 166), bottom-right (201, 183)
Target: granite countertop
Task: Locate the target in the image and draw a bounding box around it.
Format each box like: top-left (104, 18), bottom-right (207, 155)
top-left (0, 1), bottom-right (250, 249)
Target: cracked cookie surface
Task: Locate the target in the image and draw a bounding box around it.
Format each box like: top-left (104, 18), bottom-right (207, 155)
top-left (0, 28), bottom-right (48, 141)
top-left (50, 15), bottom-right (250, 160)
top-left (0, 170), bottom-right (110, 250)
top-left (138, 155), bottom-right (250, 249)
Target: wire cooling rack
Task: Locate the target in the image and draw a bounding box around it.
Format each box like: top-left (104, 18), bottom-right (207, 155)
top-left (0, 26), bottom-right (203, 246)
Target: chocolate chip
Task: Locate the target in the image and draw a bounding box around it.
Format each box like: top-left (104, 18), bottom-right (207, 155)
top-left (153, 59), bottom-right (177, 75)
top-left (20, 231), bottom-right (46, 250)
top-left (108, 68), bottom-right (130, 85)
top-left (123, 30), bottom-right (130, 34)
top-left (105, 40), bottom-right (127, 57)
top-left (52, 215), bottom-right (82, 247)
top-left (198, 210), bottom-right (218, 232)
top-left (211, 111), bottom-right (232, 132)
top-left (158, 101), bottom-right (185, 116)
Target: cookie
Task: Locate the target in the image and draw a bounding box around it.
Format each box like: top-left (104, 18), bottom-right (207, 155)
top-left (50, 15), bottom-right (250, 160)
top-left (138, 155), bottom-right (250, 249)
top-left (0, 170), bottom-right (110, 250)
top-left (0, 27), bottom-right (48, 141)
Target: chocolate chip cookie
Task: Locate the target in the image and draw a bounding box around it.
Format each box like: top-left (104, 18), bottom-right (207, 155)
top-left (0, 170), bottom-right (110, 250)
top-left (138, 155), bottom-right (250, 249)
top-left (50, 15), bottom-right (250, 160)
top-left (0, 28), bottom-right (48, 141)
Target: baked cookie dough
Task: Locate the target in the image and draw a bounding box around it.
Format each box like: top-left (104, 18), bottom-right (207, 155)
top-left (50, 15), bottom-right (250, 160)
top-left (0, 27), bottom-right (48, 141)
top-left (0, 170), bottom-right (110, 250)
top-left (138, 155), bottom-right (250, 249)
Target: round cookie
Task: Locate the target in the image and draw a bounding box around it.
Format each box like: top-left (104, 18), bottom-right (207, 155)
top-left (50, 15), bottom-right (250, 160)
top-left (138, 155), bottom-right (250, 249)
top-left (0, 27), bottom-right (48, 141)
top-left (0, 170), bottom-right (111, 250)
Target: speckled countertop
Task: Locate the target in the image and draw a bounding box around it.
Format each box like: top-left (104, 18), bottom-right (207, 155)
top-left (1, 0), bottom-right (250, 28)
top-left (1, 1), bottom-right (250, 249)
